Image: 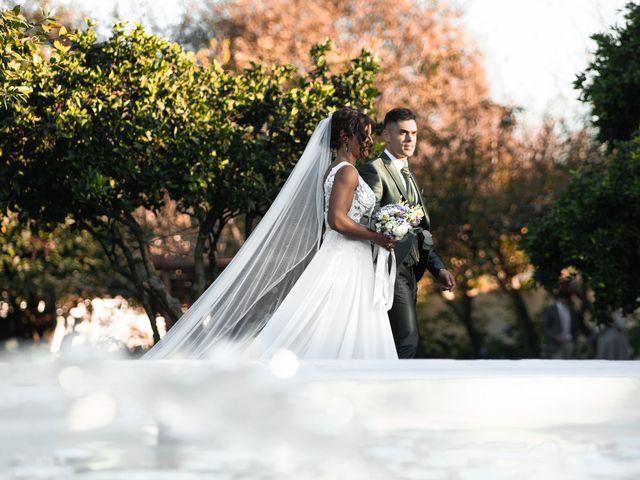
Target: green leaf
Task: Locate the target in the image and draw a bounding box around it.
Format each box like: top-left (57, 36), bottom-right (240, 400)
top-left (53, 40), bottom-right (70, 53)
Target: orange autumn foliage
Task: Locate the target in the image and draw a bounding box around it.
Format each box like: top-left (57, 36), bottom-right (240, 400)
top-left (179, 0), bottom-right (490, 130)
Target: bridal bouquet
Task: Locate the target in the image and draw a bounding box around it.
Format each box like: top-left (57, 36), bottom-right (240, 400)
top-left (372, 203), bottom-right (424, 241)
top-left (370, 203), bottom-right (423, 310)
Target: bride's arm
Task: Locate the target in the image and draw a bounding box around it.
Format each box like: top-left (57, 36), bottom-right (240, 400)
top-left (327, 166), bottom-right (395, 249)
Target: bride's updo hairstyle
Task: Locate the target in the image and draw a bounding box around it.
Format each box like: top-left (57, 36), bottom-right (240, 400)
top-left (330, 107), bottom-right (375, 157)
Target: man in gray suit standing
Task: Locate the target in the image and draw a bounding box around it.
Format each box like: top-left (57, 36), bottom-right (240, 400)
top-left (359, 108), bottom-right (456, 358)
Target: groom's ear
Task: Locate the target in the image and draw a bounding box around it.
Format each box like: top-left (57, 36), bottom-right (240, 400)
top-left (381, 127), bottom-right (390, 143)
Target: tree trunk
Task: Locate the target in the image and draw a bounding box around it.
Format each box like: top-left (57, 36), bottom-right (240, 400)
top-left (193, 241), bottom-right (206, 300)
top-left (445, 290), bottom-right (482, 358)
top-left (193, 225), bottom-right (209, 299)
top-left (193, 212), bottom-right (217, 300)
top-left (84, 221), bottom-right (159, 341)
top-left (125, 215), bottom-right (183, 328)
top-left (147, 276), bottom-right (181, 328)
top-left (504, 285), bottom-right (540, 357)
top-left (141, 292), bottom-right (161, 344)
top-left (245, 212), bottom-right (255, 239)
top-left (206, 221), bottom-right (226, 284)
top-left (491, 246), bottom-right (540, 358)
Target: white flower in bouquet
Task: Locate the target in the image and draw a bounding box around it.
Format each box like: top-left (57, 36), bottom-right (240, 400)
top-left (391, 222), bottom-right (409, 238)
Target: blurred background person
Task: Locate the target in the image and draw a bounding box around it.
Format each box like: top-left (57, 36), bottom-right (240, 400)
top-left (543, 280), bottom-right (593, 359)
top-left (596, 308), bottom-right (631, 360)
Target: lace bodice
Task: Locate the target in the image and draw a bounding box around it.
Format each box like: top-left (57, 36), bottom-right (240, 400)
top-left (323, 161), bottom-right (376, 232)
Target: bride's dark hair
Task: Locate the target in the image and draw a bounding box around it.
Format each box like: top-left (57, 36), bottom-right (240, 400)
top-left (330, 107), bottom-right (374, 155)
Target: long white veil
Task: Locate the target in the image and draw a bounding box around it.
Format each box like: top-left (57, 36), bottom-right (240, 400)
top-left (144, 114), bottom-right (333, 359)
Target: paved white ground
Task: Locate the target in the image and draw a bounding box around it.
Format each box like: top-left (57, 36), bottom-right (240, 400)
top-left (1, 355), bottom-right (639, 479)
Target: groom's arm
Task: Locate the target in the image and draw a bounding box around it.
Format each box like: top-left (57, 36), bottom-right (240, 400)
top-left (425, 249), bottom-right (446, 278)
top-left (358, 162), bottom-right (383, 208)
top-left (415, 237), bottom-right (447, 282)
top-left (427, 249), bottom-right (456, 290)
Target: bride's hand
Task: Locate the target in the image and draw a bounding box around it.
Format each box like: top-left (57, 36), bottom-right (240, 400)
top-left (374, 234), bottom-right (396, 251)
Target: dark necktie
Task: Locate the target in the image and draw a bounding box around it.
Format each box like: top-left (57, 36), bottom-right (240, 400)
top-left (400, 164), bottom-right (418, 205)
top-left (400, 164), bottom-right (420, 264)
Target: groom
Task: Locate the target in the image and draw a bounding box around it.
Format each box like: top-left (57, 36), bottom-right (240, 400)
top-left (360, 108), bottom-right (456, 358)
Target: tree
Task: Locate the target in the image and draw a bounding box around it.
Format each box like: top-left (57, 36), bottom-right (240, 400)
top-left (526, 2), bottom-right (640, 323)
top-left (524, 137), bottom-right (640, 321)
top-left (173, 0), bottom-right (489, 133)
top-left (575, 2), bottom-right (640, 146)
top-left (2, 18), bottom-right (209, 339)
top-left (0, 6), bottom-right (116, 345)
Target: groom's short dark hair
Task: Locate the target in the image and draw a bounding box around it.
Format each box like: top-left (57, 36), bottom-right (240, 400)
top-left (383, 108), bottom-right (415, 127)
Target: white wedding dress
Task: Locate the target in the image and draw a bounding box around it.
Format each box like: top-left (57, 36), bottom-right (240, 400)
top-left (243, 161), bottom-right (398, 359)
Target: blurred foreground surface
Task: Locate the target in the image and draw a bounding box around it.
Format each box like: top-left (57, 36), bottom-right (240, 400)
top-left (1, 355), bottom-right (639, 479)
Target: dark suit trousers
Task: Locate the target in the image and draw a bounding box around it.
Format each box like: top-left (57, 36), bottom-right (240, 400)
top-left (389, 261), bottom-right (419, 358)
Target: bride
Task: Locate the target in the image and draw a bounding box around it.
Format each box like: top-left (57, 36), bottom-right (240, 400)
top-left (144, 108), bottom-right (398, 360)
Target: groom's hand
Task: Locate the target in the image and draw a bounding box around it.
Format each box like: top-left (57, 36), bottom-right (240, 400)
top-left (438, 269), bottom-right (456, 291)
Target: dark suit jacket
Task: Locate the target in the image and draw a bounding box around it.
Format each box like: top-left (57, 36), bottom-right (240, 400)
top-left (359, 151), bottom-right (445, 281)
top-left (543, 302), bottom-right (592, 354)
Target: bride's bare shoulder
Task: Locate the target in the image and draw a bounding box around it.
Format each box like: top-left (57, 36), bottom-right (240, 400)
top-left (333, 163), bottom-right (358, 182)
top-left (324, 161), bottom-right (354, 180)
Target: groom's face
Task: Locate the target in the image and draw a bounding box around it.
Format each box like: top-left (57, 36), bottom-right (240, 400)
top-left (383, 119), bottom-right (417, 159)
